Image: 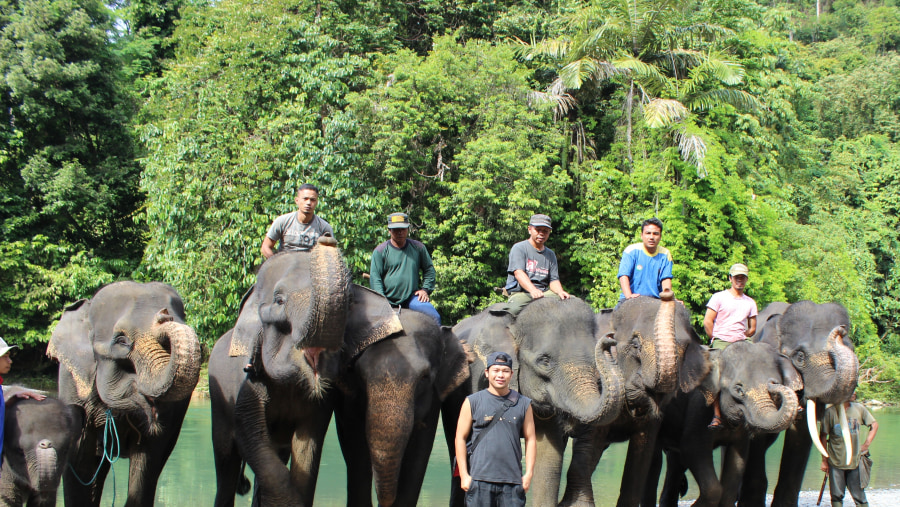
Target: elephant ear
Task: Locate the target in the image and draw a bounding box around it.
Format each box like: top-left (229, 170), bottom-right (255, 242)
top-left (756, 314), bottom-right (783, 348)
top-left (229, 285), bottom-right (262, 358)
top-left (679, 330), bottom-right (711, 393)
top-left (436, 327), bottom-right (470, 400)
top-left (47, 299), bottom-right (96, 402)
top-left (343, 285), bottom-right (403, 361)
top-left (697, 347), bottom-right (721, 405)
top-left (775, 350), bottom-right (804, 392)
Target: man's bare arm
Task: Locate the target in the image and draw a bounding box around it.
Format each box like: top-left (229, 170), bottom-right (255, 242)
top-left (261, 237), bottom-right (277, 259)
top-left (455, 399), bottom-right (474, 491)
top-left (522, 405), bottom-right (536, 492)
top-left (514, 270), bottom-right (544, 299)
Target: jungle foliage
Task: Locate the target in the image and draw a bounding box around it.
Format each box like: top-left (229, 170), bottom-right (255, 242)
top-left (2, 0), bottom-right (899, 399)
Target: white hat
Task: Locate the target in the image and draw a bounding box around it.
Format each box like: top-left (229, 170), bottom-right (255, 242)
top-left (0, 337), bottom-right (17, 357)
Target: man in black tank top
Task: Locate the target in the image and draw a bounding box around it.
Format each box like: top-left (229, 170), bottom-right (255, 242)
top-left (455, 352), bottom-right (536, 506)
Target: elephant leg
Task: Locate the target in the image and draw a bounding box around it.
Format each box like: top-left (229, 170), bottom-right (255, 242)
top-left (289, 407), bottom-right (332, 507)
top-left (685, 441), bottom-right (721, 507)
top-left (0, 473), bottom-right (26, 507)
top-left (235, 381), bottom-right (302, 506)
top-left (529, 416), bottom-right (567, 506)
top-left (394, 403), bottom-right (441, 506)
top-left (771, 422), bottom-right (811, 507)
top-left (659, 449), bottom-right (686, 507)
top-left (719, 439), bottom-right (749, 507)
top-left (560, 423), bottom-right (608, 507)
top-left (124, 400), bottom-right (190, 507)
top-left (334, 391), bottom-right (373, 507)
top-left (212, 417), bottom-right (243, 507)
top-left (641, 444), bottom-right (664, 507)
top-left (737, 433), bottom-right (776, 507)
top-left (64, 426), bottom-right (110, 507)
top-left (615, 422), bottom-right (661, 507)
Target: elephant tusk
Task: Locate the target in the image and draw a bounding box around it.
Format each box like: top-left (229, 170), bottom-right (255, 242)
top-left (808, 399), bottom-right (829, 458)
top-left (838, 403), bottom-right (852, 466)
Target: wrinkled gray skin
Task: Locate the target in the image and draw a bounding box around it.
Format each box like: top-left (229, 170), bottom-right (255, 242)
top-left (562, 294), bottom-right (710, 507)
top-left (651, 341), bottom-right (802, 507)
top-left (209, 242), bottom-right (402, 506)
top-left (740, 301), bottom-right (858, 507)
top-left (0, 392), bottom-right (84, 507)
top-left (443, 297), bottom-right (624, 507)
top-left (47, 281), bottom-right (201, 507)
top-left (335, 310), bottom-right (469, 507)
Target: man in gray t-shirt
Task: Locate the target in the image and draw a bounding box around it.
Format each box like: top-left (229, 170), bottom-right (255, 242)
top-left (261, 184), bottom-right (335, 258)
top-left (504, 214), bottom-right (570, 316)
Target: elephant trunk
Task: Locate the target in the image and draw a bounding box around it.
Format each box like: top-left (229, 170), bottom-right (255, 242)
top-left (593, 337), bottom-right (625, 426)
top-left (297, 238), bottom-right (352, 352)
top-left (34, 441), bottom-right (58, 492)
top-left (366, 379), bottom-right (414, 507)
top-left (747, 384), bottom-right (799, 433)
top-left (133, 310), bottom-right (201, 402)
top-left (808, 325), bottom-right (859, 404)
top-left (642, 291), bottom-right (677, 393)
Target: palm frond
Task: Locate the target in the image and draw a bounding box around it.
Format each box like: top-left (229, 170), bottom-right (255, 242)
top-left (529, 79), bottom-right (578, 119)
top-left (644, 98), bottom-right (689, 128)
top-left (613, 55), bottom-right (667, 85)
top-left (686, 89), bottom-right (761, 112)
top-left (674, 128), bottom-right (708, 177)
top-left (518, 37), bottom-right (573, 61)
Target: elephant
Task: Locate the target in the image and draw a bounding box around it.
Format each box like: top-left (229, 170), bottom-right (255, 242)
top-left (0, 389), bottom-right (84, 507)
top-left (443, 296), bottom-right (625, 507)
top-left (560, 292), bottom-right (710, 507)
top-left (739, 301), bottom-right (859, 507)
top-left (650, 340), bottom-right (802, 507)
top-left (334, 309), bottom-right (469, 507)
top-left (208, 241), bottom-right (404, 506)
top-left (47, 281), bottom-right (202, 507)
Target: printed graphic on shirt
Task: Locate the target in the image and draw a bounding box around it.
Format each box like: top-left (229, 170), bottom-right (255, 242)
top-left (525, 259), bottom-right (549, 280)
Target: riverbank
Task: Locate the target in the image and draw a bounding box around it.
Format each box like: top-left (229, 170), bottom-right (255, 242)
top-left (679, 489), bottom-right (900, 506)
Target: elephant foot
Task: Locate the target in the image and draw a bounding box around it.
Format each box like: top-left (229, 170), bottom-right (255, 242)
top-left (559, 497), bottom-right (595, 507)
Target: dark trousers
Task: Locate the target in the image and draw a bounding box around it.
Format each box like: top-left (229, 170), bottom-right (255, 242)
top-left (829, 464), bottom-right (868, 507)
top-left (465, 480), bottom-right (526, 507)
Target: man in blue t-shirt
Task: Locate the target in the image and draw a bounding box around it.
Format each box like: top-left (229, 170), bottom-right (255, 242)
top-left (617, 217), bottom-right (673, 302)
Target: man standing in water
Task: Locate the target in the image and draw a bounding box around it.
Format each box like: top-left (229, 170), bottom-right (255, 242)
top-left (261, 183), bottom-right (334, 258)
top-left (820, 391), bottom-right (878, 507)
top-left (455, 351), bottom-right (536, 506)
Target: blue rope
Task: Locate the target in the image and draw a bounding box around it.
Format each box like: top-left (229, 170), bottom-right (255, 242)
top-left (68, 409), bottom-right (120, 504)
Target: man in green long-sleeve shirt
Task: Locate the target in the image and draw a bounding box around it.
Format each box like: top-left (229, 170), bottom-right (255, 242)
top-left (370, 212), bottom-right (440, 325)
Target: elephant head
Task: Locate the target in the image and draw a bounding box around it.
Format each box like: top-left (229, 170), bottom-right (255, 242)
top-left (48, 281), bottom-right (201, 434)
top-left (1, 395), bottom-right (84, 503)
top-left (756, 300), bottom-right (858, 458)
top-left (513, 297), bottom-right (624, 428)
top-left (611, 292), bottom-right (709, 420)
top-left (232, 239), bottom-right (356, 396)
top-left (710, 341), bottom-right (801, 433)
top-left (347, 310), bottom-right (469, 507)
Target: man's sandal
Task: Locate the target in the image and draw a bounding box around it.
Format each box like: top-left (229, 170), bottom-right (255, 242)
top-left (708, 415), bottom-right (724, 430)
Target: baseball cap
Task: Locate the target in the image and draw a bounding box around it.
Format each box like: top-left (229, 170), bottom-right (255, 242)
top-left (387, 212), bottom-right (410, 229)
top-left (729, 263), bottom-right (749, 277)
top-left (0, 337), bottom-right (17, 357)
top-left (529, 214), bottom-right (552, 229)
top-left (486, 351), bottom-right (514, 370)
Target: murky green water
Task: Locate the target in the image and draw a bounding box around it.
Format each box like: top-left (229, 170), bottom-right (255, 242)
top-left (71, 401), bottom-right (900, 505)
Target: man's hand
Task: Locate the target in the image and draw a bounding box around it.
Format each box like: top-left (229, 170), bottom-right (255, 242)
top-left (861, 442), bottom-right (870, 453)
top-left (557, 290), bottom-right (571, 300)
top-left (16, 391), bottom-right (46, 401)
top-left (528, 288), bottom-right (544, 299)
top-left (626, 293), bottom-right (640, 299)
top-left (415, 289), bottom-right (430, 302)
top-left (460, 474), bottom-right (472, 491)
top-left (820, 457), bottom-right (829, 473)
top-left (522, 472), bottom-right (533, 492)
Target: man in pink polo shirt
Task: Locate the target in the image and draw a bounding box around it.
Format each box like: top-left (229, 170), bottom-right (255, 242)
top-left (703, 263), bottom-right (758, 428)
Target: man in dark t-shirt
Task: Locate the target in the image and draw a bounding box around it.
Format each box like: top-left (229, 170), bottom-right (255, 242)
top-left (504, 214), bottom-right (570, 316)
top-left (455, 352), bottom-right (536, 506)
top-left (369, 212), bottom-right (440, 324)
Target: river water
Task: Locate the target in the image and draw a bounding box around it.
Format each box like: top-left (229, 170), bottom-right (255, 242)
top-left (76, 401), bottom-right (899, 505)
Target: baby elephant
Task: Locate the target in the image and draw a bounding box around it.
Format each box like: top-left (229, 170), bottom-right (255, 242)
top-left (1, 391), bottom-right (84, 507)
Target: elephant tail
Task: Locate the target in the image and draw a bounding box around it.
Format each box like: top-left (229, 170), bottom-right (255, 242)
top-left (237, 461), bottom-right (251, 496)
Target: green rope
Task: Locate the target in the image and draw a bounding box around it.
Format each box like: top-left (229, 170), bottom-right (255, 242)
top-left (68, 409), bottom-right (121, 504)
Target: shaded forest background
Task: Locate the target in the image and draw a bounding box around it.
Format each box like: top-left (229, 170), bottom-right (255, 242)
top-left (2, 0), bottom-right (899, 399)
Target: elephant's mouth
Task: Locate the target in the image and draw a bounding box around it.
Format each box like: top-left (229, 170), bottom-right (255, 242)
top-left (303, 347), bottom-right (325, 376)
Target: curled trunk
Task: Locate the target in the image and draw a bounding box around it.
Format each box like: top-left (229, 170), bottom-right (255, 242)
top-left (643, 293), bottom-right (677, 393)
top-left (300, 241), bottom-right (352, 350)
top-left (593, 337), bottom-right (625, 426)
top-left (746, 384), bottom-right (799, 433)
top-left (366, 380), bottom-right (414, 507)
top-left (133, 314), bottom-right (201, 402)
top-left (809, 325), bottom-right (858, 404)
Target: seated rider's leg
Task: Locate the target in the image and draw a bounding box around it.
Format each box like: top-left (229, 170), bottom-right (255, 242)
top-left (404, 294), bottom-right (441, 326)
top-left (543, 290), bottom-right (561, 301)
top-left (506, 292), bottom-right (533, 317)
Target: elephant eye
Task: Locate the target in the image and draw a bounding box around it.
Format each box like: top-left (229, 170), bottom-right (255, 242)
top-left (114, 333), bottom-right (128, 346)
top-left (733, 384), bottom-right (745, 397)
top-left (273, 294), bottom-right (285, 306)
top-left (792, 350), bottom-right (807, 367)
